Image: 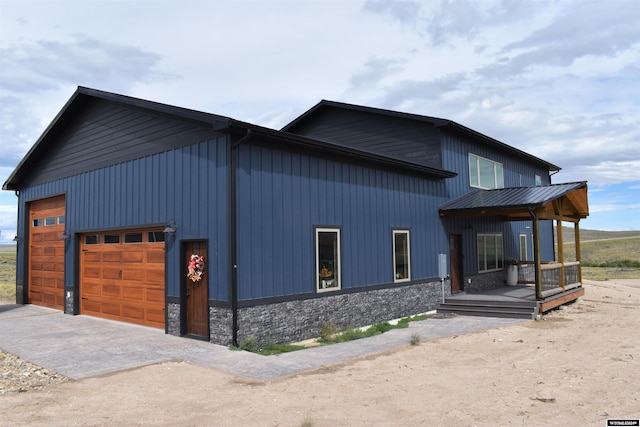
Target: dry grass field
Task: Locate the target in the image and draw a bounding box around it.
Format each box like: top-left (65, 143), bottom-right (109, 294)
top-left (558, 227), bottom-right (640, 280)
top-left (0, 246), bottom-right (16, 301)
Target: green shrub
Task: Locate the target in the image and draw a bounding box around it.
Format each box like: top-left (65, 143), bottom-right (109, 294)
top-left (319, 322), bottom-right (339, 342)
top-left (239, 336), bottom-right (257, 352)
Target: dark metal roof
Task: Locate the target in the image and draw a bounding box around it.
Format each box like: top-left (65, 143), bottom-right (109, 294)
top-left (439, 182), bottom-right (589, 221)
top-left (3, 87), bottom-right (455, 191)
top-left (283, 99), bottom-right (561, 173)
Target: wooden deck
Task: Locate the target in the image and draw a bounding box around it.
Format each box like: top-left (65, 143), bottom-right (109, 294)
top-left (438, 284), bottom-right (584, 319)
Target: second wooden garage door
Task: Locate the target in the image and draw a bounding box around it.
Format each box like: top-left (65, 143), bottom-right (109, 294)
top-left (80, 229), bottom-right (165, 328)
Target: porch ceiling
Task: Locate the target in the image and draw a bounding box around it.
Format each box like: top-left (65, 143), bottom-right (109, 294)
top-left (439, 182), bottom-right (589, 222)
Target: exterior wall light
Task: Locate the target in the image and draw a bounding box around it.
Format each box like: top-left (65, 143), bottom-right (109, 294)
top-left (163, 221), bottom-right (177, 234)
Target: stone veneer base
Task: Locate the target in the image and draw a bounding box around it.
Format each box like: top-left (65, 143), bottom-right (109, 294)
top-left (235, 279), bottom-right (448, 347)
top-left (463, 270), bottom-right (505, 293)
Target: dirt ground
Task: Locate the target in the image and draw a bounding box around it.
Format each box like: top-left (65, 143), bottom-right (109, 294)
top-left (1, 279), bottom-right (639, 426)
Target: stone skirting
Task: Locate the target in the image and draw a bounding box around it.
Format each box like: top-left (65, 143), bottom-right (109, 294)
top-left (463, 270), bottom-right (505, 293)
top-left (209, 306), bottom-right (233, 346)
top-left (64, 289), bottom-right (74, 314)
top-left (15, 281), bottom-right (24, 304)
top-left (166, 302), bottom-right (181, 336)
top-left (164, 280), bottom-right (449, 346)
top-left (234, 279), bottom-right (448, 347)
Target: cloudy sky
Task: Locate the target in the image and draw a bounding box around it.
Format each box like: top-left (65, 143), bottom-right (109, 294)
top-left (1, 0), bottom-right (639, 243)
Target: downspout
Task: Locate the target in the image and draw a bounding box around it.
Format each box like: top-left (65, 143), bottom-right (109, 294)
top-left (229, 129), bottom-right (252, 347)
top-left (14, 190), bottom-right (23, 304)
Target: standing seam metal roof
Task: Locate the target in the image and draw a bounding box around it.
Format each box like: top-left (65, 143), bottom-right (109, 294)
top-left (439, 182), bottom-right (588, 211)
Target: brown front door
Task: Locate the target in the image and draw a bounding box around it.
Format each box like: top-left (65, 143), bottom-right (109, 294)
top-left (185, 241), bottom-right (208, 337)
top-left (450, 234), bottom-right (463, 293)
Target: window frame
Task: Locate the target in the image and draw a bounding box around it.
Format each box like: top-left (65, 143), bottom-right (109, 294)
top-left (315, 227), bottom-right (341, 293)
top-left (392, 229), bottom-right (411, 283)
top-left (477, 233), bottom-right (504, 272)
top-left (469, 153), bottom-right (504, 190)
top-left (519, 233), bottom-right (528, 261)
top-left (535, 175), bottom-right (542, 186)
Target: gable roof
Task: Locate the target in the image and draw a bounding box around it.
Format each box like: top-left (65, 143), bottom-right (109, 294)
top-left (3, 88), bottom-right (455, 191)
top-left (439, 182), bottom-right (589, 222)
top-left (2, 87), bottom-right (235, 191)
top-left (283, 100), bottom-right (561, 173)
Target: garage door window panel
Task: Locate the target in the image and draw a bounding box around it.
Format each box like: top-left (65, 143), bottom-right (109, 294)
top-left (124, 232), bottom-right (143, 243)
top-left (148, 232), bottom-right (165, 243)
top-left (104, 234), bottom-right (120, 244)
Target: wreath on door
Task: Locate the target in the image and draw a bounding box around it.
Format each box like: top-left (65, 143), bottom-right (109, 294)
top-left (187, 254), bottom-right (205, 282)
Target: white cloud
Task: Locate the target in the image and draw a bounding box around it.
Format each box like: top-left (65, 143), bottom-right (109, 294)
top-left (1, 0), bottom-right (638, 232)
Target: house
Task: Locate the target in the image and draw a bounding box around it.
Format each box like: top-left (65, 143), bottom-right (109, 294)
top-left (3, 87), bottom-right (589, 346)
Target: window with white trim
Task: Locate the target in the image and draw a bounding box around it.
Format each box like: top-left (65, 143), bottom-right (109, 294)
top-left (316, 228), bottom-right (341, 292)
top-left (469, 154), bottom-right (504, 189)
top-left (535, 175), bottom-right (542, 186)
top-left (519, 234), bottom-right (528, 261)
top-left (477, 233), bottom-right (503, 271)
top-left (393, 230), bottom-right (410, 282)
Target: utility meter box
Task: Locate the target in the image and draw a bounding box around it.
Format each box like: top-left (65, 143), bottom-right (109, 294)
top-left (438, 253), bottom-right (447, 279)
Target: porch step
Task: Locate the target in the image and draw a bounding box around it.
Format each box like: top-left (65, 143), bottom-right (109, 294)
top-left (438, 298), bottom-right (537, 319)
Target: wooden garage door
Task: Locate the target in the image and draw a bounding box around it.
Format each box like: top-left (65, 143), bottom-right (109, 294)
top-left (80, 229), bottom-right (165, 329)
top-left (29, 195), bottom-right (66, 309)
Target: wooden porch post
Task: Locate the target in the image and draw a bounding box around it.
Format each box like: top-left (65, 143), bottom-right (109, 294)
top-left (531, 210), bottom-right (542, 300)
top-left (557, 218), bottom-right (565, 291)
top-left (575, 222), bottom-right (582, 285)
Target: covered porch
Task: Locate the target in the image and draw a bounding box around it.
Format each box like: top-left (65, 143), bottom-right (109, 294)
top-left (439, 182), bottom-right (589, 318)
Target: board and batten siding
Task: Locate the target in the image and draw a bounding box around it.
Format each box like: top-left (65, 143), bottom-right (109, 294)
top-left (235, 141), bottom-right (449, 301)
top-left (286, 108), bottom-right (442, 170)
top-left (440, 130), bottom-right (555, 263)
top-left (22, 98), bottom-right (220, 188)
top-left (17, 137), bottom-right (230, 301)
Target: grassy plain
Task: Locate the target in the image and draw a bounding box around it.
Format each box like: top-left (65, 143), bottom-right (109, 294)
top-left (558, 227), bottom-right (640, 280)
top-left (0, 246), bottom-right (16, 300)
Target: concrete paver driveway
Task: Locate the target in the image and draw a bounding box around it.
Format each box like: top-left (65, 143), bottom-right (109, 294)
top-left (0, 304), bottom-right (525, 381)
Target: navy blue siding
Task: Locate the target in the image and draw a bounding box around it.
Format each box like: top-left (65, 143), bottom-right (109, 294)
top-left (17, 136), bottom-right (230, 301)
top-left (236, 142), bottom-right (449, 301)
top-left (440, 130), bottom-right (556, 268)
top-left (23, 98), bottom-right (218, 188)
top-left (286, 107), bottom-right (442, 170)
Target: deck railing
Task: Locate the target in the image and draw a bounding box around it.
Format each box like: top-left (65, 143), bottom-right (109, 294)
top-left (516, 261), bottom-right (581, 298)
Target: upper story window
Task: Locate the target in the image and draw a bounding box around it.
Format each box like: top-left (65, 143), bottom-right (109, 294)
top-left (469, 154), bottom-right (504, 189)
top-left (535, 175), bottom-right (542, 186)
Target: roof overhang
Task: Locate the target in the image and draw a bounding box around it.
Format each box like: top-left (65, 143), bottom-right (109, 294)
top-left (439, 182), bottom-right (589, 222)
